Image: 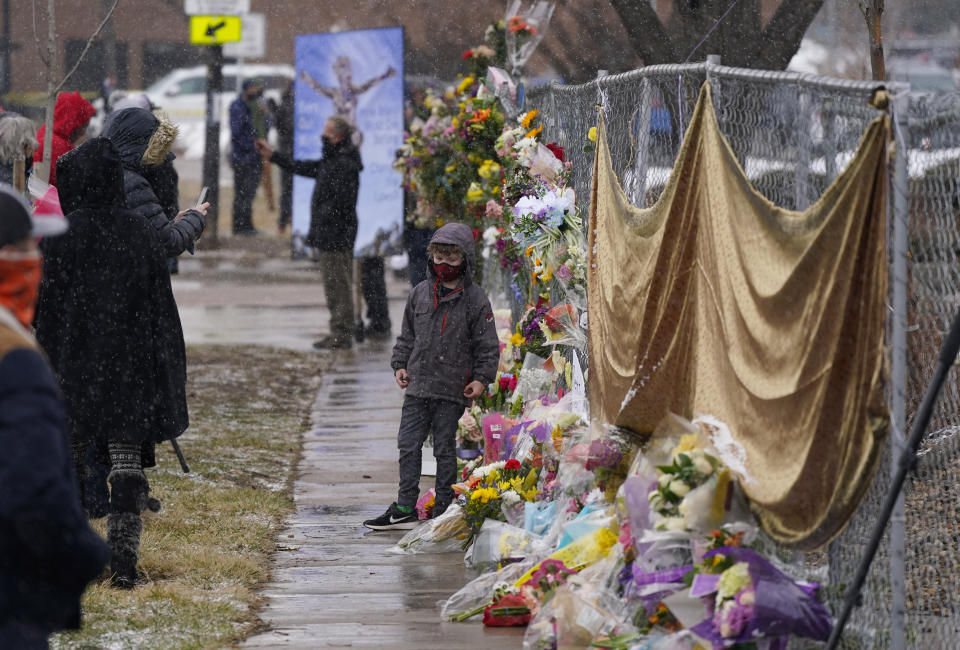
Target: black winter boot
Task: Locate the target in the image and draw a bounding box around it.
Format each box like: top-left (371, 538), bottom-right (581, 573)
top-left (107, 467), bottom-right (149, 589)
top-left (107, 511), bottom-right (142, 589)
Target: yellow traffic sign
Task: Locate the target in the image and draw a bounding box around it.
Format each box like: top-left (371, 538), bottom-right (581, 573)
top-left (189, 15), bottom-right (242, 45)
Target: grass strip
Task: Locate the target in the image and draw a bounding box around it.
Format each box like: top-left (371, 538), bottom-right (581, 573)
top-left (52, 344), bottom-right (324, 650)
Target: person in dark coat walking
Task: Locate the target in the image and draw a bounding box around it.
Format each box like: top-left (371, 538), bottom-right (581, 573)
top-left (103, 107), bottom-right (206, 258)
top-left (257, 115), bottom-right (363, 349)
top-left (230, 78), bottom-right (267, 235)
top-left (0, 184), bottom-right (109, 648)
top-left (33, 138), bottom-right (190, 589)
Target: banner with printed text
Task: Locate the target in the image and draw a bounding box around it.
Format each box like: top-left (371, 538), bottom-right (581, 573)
top-left (292, 26), bottom-right (404, 252)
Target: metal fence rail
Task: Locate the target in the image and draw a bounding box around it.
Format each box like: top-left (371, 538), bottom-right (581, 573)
top-left (525, 61), bottom-right (960, 647)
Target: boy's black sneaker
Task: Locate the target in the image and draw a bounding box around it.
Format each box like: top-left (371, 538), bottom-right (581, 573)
top-left (363, 503), bottom-right (419, 530)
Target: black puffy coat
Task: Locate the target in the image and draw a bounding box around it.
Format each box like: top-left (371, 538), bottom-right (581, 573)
top-left (0, 310), bottom-right (109, 636)
top-left (103, 107), bottom-right (203, 257)
top-left (34, 137), bottom-right (189, 447)
top-left (270, 138), bottom-right (362, 251)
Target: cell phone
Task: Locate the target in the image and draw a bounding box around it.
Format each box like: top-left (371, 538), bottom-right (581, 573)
top-left (195, 186), bottom-right (208, 209)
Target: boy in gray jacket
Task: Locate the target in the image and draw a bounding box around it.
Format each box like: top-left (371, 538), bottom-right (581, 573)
top-left (364, 222), bottom-right (500, 530)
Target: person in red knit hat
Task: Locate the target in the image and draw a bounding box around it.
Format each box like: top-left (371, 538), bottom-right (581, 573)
top-left (33, 91), bottom-right (95, 187)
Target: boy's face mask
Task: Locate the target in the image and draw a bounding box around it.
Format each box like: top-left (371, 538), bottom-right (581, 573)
top-left (0, 250), bottom-right (43, 327)
top-left (431, 261), bottom-right (463, 283)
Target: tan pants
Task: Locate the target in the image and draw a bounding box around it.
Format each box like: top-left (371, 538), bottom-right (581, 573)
top-left (319, 251), bottom-right (354, 341)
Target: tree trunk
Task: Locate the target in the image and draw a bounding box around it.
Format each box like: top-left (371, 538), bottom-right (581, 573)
top-left (608, 0), bottom-right (825, 70)
top-left (608, 0), bottom-right (677, 65)
top-left (40, 0), bottom-right (57, 185)
top-left (859, 0), bottom-right (886, 81)
top-left (749, 0), bottom-right (824, 70)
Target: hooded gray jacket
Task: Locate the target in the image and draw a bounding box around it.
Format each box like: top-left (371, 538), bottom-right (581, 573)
top-left (391, 223), bottom-right (500, 406)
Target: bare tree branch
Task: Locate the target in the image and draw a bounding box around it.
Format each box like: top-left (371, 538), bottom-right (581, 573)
top-left (859, 0), bottom-right (886, 80)
top-left (55, 0), bottom-right (122, 93)
top-left (750, 0), bottom-right (825, 70)
top-left (607, 0), bottom-right (821, 71)
top-left (32, 0), bottom-right (50, 68)
top-left (608, 0), bottom-right (678, 65)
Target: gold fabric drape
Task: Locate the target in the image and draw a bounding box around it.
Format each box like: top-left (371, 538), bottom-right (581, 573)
top-left (588, 82), bottom-right (890, 549)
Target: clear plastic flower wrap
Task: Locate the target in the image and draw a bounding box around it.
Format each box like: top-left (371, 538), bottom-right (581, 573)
top-left (441, 558), bottom-right (538, 622)
top-left (556, 502), bottom-right (618, 549)
top-left (521, 574), bottom-right (626, 649)
top-left (464, 519), bottom-right (547, 572)
top-left (512, 351), bottom-right (557, 405)
top-left (524, 500), bottom-right (556, 536)
top-left (627, 413), bottom-right (754, 535)
top-left (391, 504), bottom-right (470, 554)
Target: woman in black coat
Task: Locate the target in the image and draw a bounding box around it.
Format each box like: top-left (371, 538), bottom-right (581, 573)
top-left (103, 107), bottom-right (206, 258)
top-left (33, 137), bottom-right (189, 588)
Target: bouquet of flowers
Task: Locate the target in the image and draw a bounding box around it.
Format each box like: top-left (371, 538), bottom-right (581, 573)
top-left (687, 547), bottom-right (832, 646)
top-left (415, 488), bottom-right (436, 520)
top-left (643, 430), bottom-right (750, 534)
top-left (456, 456), bottom-right (542, 543)
top-left (456, 404), bottom-right (485, 456)
top-left (394, 504), bottom-right (471, 554)
top-left (504, 0), bottom-right (556, 75)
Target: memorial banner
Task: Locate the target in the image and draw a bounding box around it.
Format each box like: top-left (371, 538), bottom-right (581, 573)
top-left (293, 26), bottom-right (404, 252)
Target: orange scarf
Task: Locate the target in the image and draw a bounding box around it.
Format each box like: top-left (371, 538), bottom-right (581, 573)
top-left (0, 252), bottom-right (42, 327)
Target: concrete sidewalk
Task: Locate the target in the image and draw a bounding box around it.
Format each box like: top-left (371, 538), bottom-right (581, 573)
top-left (171, 242), bottom-right (521, 648)
top-left (242, 342), bottom-right (524, 648)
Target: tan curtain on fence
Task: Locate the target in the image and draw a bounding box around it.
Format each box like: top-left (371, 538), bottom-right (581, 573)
top-left (588, 82), bottom-right (890, 549)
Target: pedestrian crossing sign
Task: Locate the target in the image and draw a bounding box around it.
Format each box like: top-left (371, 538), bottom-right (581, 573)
top-left (189, 15), bottom-right (243, 45)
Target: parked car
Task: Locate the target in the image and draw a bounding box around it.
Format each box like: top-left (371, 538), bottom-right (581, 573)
top-left (144, 63), bottom-right (294, 122)
top-left (116, 63), bottom-right (294, 159)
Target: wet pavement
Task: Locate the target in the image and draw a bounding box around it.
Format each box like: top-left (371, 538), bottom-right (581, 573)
top-left (172, 244), bottom-right (523, 648)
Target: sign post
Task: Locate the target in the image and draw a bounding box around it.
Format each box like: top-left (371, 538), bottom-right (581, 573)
top-left (201, 44), bottom-right (224, 244)
top-left (185, 0), bottom-right (245, 244)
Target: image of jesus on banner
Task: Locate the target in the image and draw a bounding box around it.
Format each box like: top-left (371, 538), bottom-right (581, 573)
top-left (300, 56), bottom-right (396, 146)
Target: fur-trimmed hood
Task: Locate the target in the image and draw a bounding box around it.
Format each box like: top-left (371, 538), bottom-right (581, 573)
top-left (102, 107), bottom-right (179, 169)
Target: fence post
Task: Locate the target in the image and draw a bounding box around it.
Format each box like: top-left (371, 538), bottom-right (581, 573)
top-left (889, 91), bottom-right (909, 650)
top-left (822, 97), bottom-right (837, 181)
top-left (794, 88), bottom-right (812, 210)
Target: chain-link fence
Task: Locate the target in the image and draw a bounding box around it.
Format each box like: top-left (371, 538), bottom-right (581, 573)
top-left (525, 61), bottom-right (960, 647)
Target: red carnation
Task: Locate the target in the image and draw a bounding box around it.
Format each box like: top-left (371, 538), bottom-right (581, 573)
top-left (505, 458), bottom-right (522, 470)
top-left (462, 49), bottom-right (473, 60)
top-left (545, 142), bottom-right (565, 162)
